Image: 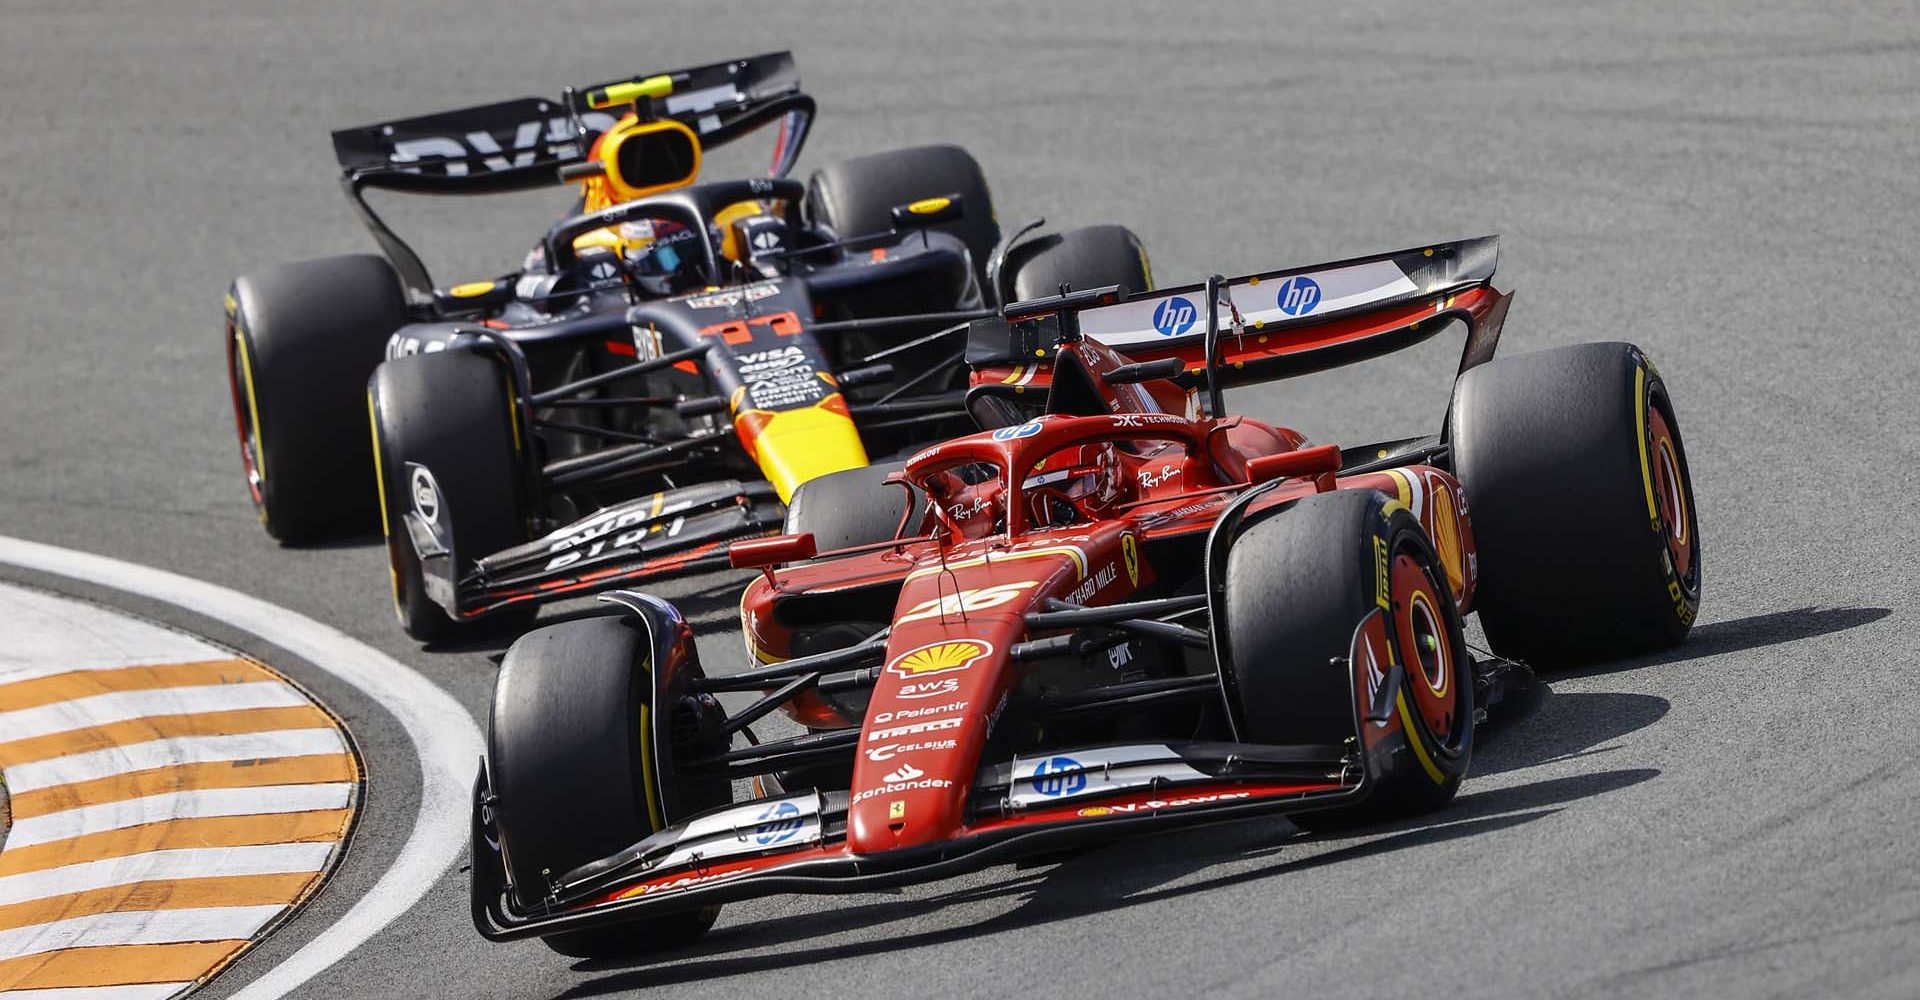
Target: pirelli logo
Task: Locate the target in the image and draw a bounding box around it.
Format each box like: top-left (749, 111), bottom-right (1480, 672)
top-left (1373, 535), bottom-right (1390, 609)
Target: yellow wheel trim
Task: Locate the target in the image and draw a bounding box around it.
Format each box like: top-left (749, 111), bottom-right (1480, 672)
top-left (1396, 692), bottom-right (1449, 786)
top-left (367, 392), bottom-right (400, 608)
top-left (234, 326), bottom-right (266, 490)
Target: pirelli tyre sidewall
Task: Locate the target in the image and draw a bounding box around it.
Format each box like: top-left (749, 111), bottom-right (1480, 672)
top-left (1223, 489), bottom-right (1473, 826)
top-left (806, 143), bottom-right (1000, 293)
top-left (1450, 342), bottom-right (1702, 667)
top-left (367, 349), bottom-right (529, 642)
top-left (488, 616), bottom-right (727, 958)
top-left (225, 254), bottom-right (406, 542)
top-left (783, 459), bottom-right (916, 552)
top-left (1001, 224), bottom-right (1154, 305)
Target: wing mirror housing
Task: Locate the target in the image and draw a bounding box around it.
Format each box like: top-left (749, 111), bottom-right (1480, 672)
top-left (1245, 443), bottom-right (1342, 492)
top-left (890, 194), bottom-right (966, 229)
top-left (729, 532), bottom-right (817, 571)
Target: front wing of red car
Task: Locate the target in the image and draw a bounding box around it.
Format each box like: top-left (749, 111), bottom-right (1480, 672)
top-left (472, 738), bottom-right (1378, 941)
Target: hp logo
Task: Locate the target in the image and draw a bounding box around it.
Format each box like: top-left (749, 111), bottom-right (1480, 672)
top-left (993, 420), bottom-right (1044, 441)
top-left (1031, 756), bottom-right (1087, 797)
top-left (1275, 275), bottom-right (1322, 316)
top-left (753, 801), bottom-right (804, 846)
top-left (1151, 296), bottom-right (1197, 337)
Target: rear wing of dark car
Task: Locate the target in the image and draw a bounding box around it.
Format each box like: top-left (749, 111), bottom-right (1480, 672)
top-left (328, 51), bottom-right (814, 300)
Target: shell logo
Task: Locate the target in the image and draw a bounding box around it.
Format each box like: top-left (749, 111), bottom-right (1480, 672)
top-left (887, 639), bottom-right (994, 679)
top-left (1077, 806), bottom-right (1113, 818)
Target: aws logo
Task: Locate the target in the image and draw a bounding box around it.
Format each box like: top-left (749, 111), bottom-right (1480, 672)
top-left (887, 639), bottom-right (994, 679)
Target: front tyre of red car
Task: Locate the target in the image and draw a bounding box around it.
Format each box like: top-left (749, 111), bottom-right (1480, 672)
top-left (225, 254), bottom-right (406, 543)
top-left (1222, 490), bottom-right (1474, 831)
top-left (488, 615), bottom-right (729, 959)
top-left (1449, 342), bottom-right (1702, 667)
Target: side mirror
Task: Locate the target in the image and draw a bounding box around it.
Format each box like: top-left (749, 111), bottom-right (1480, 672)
top-left (729, 532), bottom-right (817, 570)
top-left (1245, 443), bottom-right (1342, 491)
top-left (890, 194), bottom-right (966, 229)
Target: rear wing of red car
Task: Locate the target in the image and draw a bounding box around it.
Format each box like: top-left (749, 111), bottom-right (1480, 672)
top-left (972, 236), bottom-right (1512, 396)
top-left (1095, 236), bottom-right (1507, 380)
top-left (326, 51), bottom-right (813, 300)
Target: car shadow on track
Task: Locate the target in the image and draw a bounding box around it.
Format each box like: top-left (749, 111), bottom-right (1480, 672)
top-left (1549, 605), bottom-right (1892, 681)
top-left (1469, 689), bottom-right (1670, 778)
top-left (553, 767), bottom-right (1658, 996)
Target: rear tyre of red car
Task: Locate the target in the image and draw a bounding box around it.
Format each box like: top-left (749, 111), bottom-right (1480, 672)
top-left (225, 254), bottom-right (406, 543)
top-left (806, 144), bottom-right (999, 290)
top-left (1222, 489), bottom-right (1474, 830)
top-left (488, 615), bottom-right (730, 959)
top-left (1002, 224), bottom-right (1154, 304)
top-left (368, 350), bottom-right (532, 643)
top-left (1449, 342), bottom-right (1701, 667)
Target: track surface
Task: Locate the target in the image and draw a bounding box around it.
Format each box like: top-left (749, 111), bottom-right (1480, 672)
top-left (3, 2), bottom-right (1917, 998)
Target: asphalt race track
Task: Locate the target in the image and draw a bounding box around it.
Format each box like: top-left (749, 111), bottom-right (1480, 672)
top-left (3, 2), bottom-right (1917, 997)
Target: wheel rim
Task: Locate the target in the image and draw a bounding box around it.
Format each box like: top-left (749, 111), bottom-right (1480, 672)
top-left (1389, 550), bottom-right (1462, 750)
top-left (1646, 403), bottom-right (1696, 589)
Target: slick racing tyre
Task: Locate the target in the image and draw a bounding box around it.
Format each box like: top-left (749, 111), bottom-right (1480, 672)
top-left (225, 254), bottom-right (406, 543)
top-left (1002, 224), bottom-right (1154, 304)
top-left (1449, 342), bottom-right (1701, 667)
top-left (1223, 489), bottom-right (1474, 830)
top-left (807, 144), bottom-right (999, 289)
top-left (488, 615), bottom-right (731, 959)
top-left (783, 459), bottom-right (918, 552)
top-left (368, 350), bottom-right (530, 643)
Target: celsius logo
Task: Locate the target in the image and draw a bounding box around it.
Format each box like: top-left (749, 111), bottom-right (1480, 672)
top-left (1275, 275), bottom-right (1321, 316)
top-left (993, 420), bottom-right (1044, 441)
top-left (1151, 296), bottom-right (1196, 337)
top-left (1031, 756), bottom-right (1087, 797)
top-left (752, 800), bottom-right (804, 846)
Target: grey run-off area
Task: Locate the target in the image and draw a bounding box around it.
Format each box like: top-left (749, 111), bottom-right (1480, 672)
top-left (0, 2), bottom-right (1915, 998)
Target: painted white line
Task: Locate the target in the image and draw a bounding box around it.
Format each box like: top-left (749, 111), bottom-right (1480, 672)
top-left (3, 729), bottom-right (346, 793)
top-left (0, 682), bottom-right (308, 743)
top-left (0, 984), bottom-right (194, 1000)
top-left (6, 784), bottom-right (355, 850)
top-left (0, 536), bottom-right (483, 1000)
top-left (0, 843), bottom-right (337, 908)
top-left (0, 585), bottom-right (226, 683)
top-left (0, 905), bottom-right (285, 960)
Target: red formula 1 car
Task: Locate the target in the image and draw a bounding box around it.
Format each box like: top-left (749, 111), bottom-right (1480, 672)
top-left (471, 236), bottom-right (1701, 957)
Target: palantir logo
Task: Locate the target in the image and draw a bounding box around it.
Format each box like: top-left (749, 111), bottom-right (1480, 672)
top-left (752, 800), bottom-right (804, 846)
top-left (1151, 296), bottom-right (1197, 337)
top-left (1031, 756), bottom-right (1087, 797)
top-left (1275, 275), bottom-right (1322, 316)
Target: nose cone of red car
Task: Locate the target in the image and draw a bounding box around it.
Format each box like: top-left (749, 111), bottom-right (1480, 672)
top-left (846, 621), bottom-right (1019, 854)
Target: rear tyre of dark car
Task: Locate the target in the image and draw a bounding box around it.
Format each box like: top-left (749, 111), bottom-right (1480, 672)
top-left (1222, 489), bottom-right (1474, 831)
top-left (368, 350), bottom-right (531, 643)
top-left (806, 144), bottom-right (1000, 289)
top-left (1002, 224), bottom-right (1154, 304)
top-left (783, 460), bottom-right (918, 552)
top-left (1449, 342), bottom-right (1701, 667)
top-left (225, 254), bottom-right (406, 543)
top-left (488, 615), bottom-right (731, 959)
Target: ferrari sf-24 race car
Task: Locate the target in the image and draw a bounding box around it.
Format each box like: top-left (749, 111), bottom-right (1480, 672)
top-left (471, 236), bottom-right (1702, 957)
top-left (221, 52), bottom-right (1152, 640)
